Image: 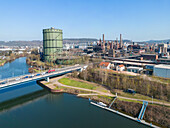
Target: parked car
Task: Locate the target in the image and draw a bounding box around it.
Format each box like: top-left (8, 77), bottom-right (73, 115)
top-left (125, 89), bottom-right (136, 94)
top-left (36, 74), bottom-right (40, 76)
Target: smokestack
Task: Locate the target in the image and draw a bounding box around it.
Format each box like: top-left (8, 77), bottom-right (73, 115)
top-left (111, 41), bottom-right (114, 49)
top-left (103, 34), bottom-right (105, 52)
top-left (99, 38), bottom-right (101, 45)
top-left (116, 38), bottom-right (119, 49)
top-left (103, 34), bottom-right (105, 44)
top-left (120, 34), bottom-right (122, 48)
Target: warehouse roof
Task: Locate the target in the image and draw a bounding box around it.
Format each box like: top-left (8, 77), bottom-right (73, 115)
top-left (154, 64), bottom-right (170, 69)
top-left (111, 60), bottom-right (155, 66)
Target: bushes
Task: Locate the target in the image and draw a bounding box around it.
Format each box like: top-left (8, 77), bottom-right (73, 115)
top-left (89, 95), bottom-right (170, 127)
top-left (78, 68), bottom-right (170, 101)
top-left (112, 100), bottom-right (170, 128)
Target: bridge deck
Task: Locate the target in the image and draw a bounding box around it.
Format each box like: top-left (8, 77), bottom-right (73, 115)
top-left (0, 65), bottom-right (84, 89)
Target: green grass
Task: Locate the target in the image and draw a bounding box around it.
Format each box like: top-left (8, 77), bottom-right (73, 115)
top-left (44, 82), bottom-right (51, 85)
top-left (33, 69), bottom-right (41, 73)
top-left (118, 98), bottom-right (143, 104)
top-left (118, 98), bottom-right (170, 107)
top-left (0, 60), bottom-right (6, 65)
top-left (98, 95), bottom-right (114, 100)
top-left (114, 89), bottom-right (170, 104)
top-left (151, 76), bottom-right (170, 83)
top-left (58, 77), bottom-right (96, 90)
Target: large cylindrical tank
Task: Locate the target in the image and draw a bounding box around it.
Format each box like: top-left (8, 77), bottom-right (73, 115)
top-left (43, 27), bottom-right (63, 62)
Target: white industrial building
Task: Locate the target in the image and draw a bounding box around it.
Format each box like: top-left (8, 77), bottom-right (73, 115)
top-left (127, 66), bottom-right (143, 73)
top-left (153, 64), bottom-right (170, 78)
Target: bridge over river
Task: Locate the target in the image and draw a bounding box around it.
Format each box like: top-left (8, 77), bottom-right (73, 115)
top-left (0, 65), bottom-right (85, 90)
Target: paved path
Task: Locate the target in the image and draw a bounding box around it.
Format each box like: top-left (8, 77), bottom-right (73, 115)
top-left (50, 76), bottom-right (114, 96)
top-left (77, 93), bottom-right (99, 96)
top-left (49, 76), bottom-right (170, 107)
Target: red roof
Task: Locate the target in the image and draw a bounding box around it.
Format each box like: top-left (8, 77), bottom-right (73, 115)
top-left (118, 64), bottom-right (124, 67)
top-left (99, 62), bottom-right (110, 67)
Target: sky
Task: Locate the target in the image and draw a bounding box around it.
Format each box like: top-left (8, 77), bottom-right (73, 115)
top-left (0, 0), bottom-right (170, 41)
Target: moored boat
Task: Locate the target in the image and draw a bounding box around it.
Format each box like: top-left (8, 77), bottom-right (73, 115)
top-left (97, 102), bottom-right (107, 107)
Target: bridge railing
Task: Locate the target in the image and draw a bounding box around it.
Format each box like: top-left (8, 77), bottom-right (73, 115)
top-left (0, 65), bottom-right (84, 86)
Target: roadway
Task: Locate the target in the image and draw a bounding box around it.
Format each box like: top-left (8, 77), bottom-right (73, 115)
top-left (0, 65), bottom-right (85, 89)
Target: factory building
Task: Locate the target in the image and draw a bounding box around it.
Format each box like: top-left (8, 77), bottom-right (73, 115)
top-left (153, 64), bottom-right (170, 78)
top-left (43, 27), bottom-right (63, 62)
top-left (158, 43), bottom-right (167, 54)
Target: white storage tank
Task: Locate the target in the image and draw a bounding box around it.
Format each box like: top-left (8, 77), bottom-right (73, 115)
top-left (153, 64), bottom-right (170, 78)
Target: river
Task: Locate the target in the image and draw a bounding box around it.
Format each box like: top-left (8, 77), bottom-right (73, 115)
top-left (0, 57), bottom-right (148, 128)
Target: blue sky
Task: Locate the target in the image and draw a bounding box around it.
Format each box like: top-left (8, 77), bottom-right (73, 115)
top-left (0, 0), bottom-right (170, 41)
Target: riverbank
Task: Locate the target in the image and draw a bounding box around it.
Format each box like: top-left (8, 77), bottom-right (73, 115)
top-left (77, 67), bottom-right (170, 102)
top-left (38, 76), bottom-right (170, 128)
top-left (0, 54), bottom-right (27, 67)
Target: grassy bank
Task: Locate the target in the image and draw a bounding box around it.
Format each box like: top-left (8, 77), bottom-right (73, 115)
top-left (58, 77), bottom-right (96, 90)
top-left (77, 67), bottom-right (170, 102)
top-left (0, 60), bottom-right (6, 66)
top-left (0, 53), bottom-right (27, 67)
top-left (40, 77), bottom-right (170, 128)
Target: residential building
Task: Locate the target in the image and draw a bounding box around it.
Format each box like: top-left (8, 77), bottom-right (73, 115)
top-left (116, 64), bottom-right (125, 71)
top-left (99, 62), bottom-right (111, 69)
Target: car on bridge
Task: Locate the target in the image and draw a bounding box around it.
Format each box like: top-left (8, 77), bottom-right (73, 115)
top-left (41, 72), bottom-right (46, 75)
top-left (15, 78), bottom-right (20, 81)
top-left (24, 76), bottom-right (29, 79)
top-left (47, 69), bottom-right (55, 73)
top-left (30, 74), bottom-right (34, 78)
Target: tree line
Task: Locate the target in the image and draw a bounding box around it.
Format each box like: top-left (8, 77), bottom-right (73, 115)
top-left (75, 67), bottom-right (170, 101)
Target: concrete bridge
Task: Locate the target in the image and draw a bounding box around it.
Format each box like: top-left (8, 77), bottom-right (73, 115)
top-left (0, 65), bottom-right (86, 90)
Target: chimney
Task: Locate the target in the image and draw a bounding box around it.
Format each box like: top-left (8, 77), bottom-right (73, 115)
top-left (111, 41), bottom-right (114, 49)
top-left (120, 34), bottom-right (122, 48)
top-left (103, 34), bottom-right (105, 44)
top-left (103, 34), bottom-right (105, 52)
top-left (99, 38), bottom-right (101, 45)
top-left (116, 38), bottom-right (119, 49)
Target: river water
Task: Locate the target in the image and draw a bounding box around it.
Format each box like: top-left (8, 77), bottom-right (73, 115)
top-left (0, 57), bottom-right (148, 128)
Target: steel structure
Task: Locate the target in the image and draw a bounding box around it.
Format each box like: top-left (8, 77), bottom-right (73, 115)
top-left (43, 27), bottom-right (63, 62)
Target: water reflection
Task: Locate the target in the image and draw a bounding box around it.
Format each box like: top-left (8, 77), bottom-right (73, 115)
top-left (0, 89), bottom-right (48, 113)
top-left (0, 57), bottom-right (30, 79)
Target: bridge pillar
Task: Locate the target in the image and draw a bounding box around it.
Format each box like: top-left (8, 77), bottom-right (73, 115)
top-left (46, 77), bottom-right (49, 82)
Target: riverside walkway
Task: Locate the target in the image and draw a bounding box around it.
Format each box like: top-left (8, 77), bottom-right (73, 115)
top-left (47, 75), bottom-right (170, 107)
